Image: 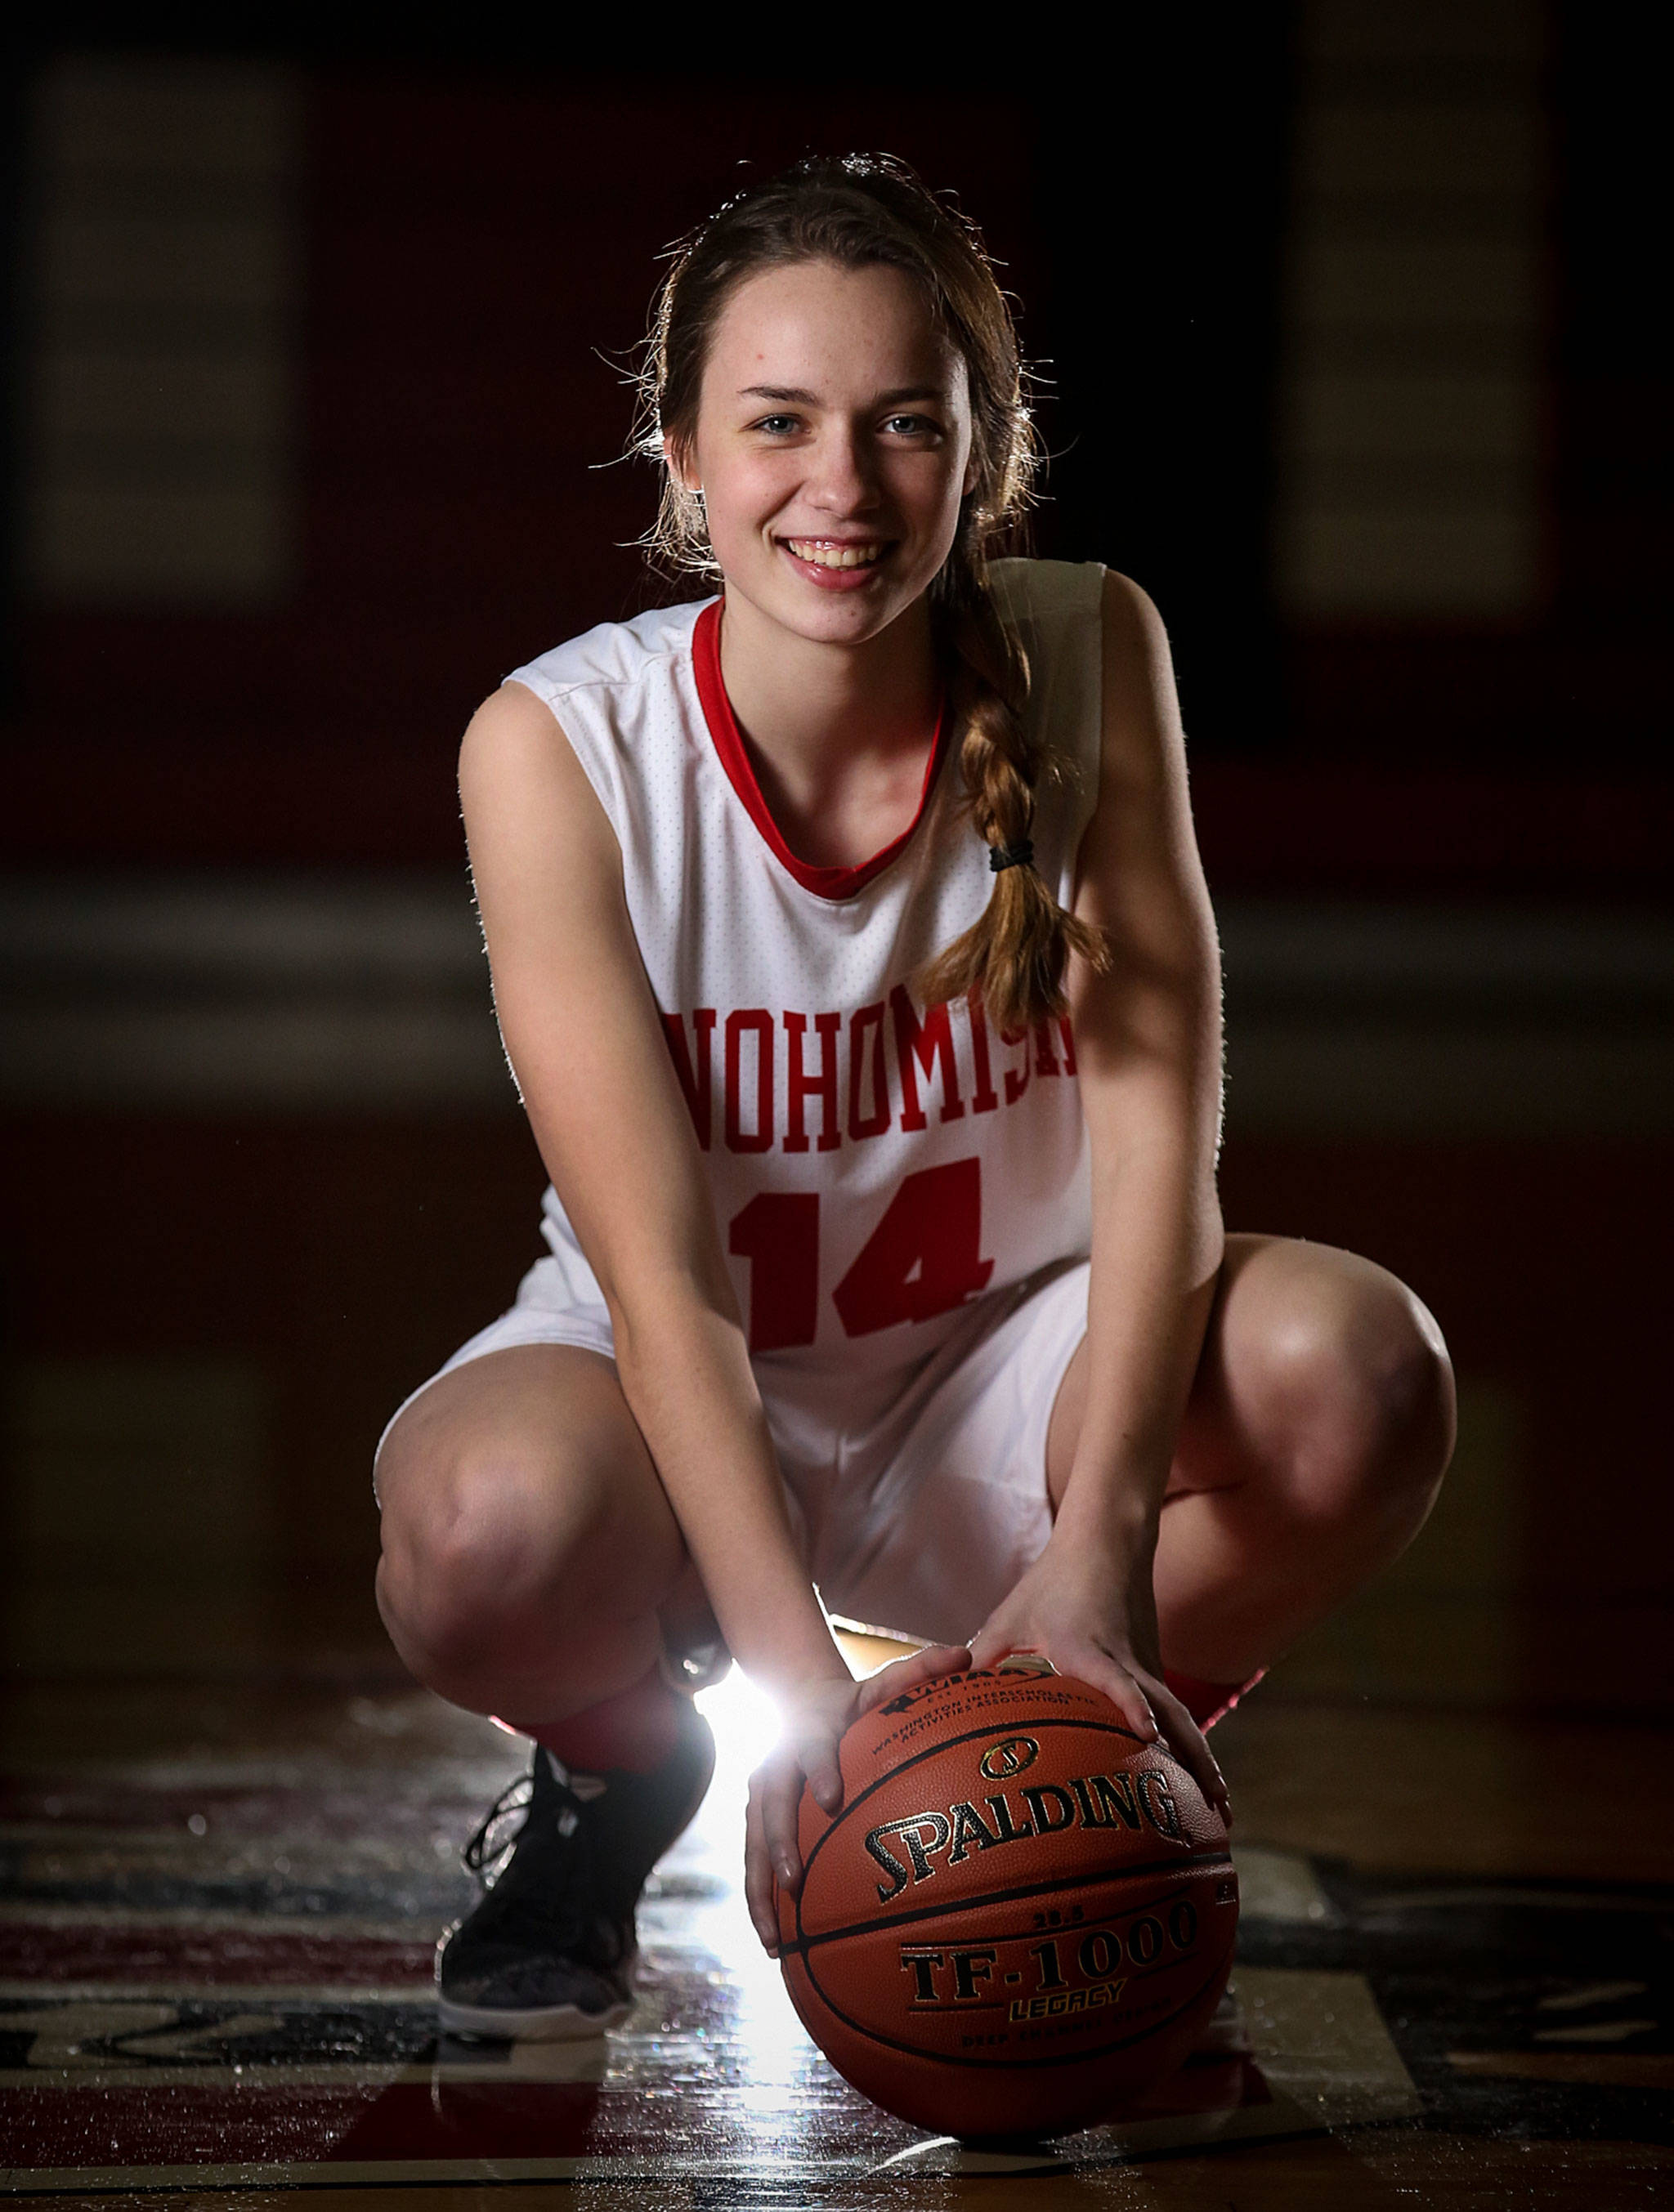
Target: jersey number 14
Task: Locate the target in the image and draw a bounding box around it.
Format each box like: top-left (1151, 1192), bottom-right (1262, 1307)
top-left (727, 1158), bottom-right (994, 1352)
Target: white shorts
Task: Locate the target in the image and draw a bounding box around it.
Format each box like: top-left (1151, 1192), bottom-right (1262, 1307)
top-left (378, 1255), bottom-right (1091, 1648)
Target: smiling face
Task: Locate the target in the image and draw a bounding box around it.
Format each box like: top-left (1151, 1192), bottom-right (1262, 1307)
top-left (672, 259), bottom-right (977, 650)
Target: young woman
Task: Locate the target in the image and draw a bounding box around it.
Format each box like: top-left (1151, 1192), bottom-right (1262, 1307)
top-left (374, 155), bottom-right (1455, 2042)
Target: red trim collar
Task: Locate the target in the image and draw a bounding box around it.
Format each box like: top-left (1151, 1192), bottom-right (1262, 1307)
top-left (692, 599), bottom-right (949, 901)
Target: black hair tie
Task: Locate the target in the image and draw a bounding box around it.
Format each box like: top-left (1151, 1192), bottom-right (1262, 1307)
top-left (989, 839), bottom-right (1034, 873)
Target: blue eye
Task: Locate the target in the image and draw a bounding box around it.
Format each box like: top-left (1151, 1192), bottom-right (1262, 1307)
top-left (754, 414), bottom-right (800, 435)
top-left (884, 414), bottom-right (939, 438)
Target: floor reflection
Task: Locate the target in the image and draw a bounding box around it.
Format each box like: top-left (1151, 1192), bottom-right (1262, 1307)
top-left (2, 1675), bottom-right (1670, 2201)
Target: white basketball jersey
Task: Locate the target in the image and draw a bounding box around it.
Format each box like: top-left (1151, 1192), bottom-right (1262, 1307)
top-left (504, 558), bottom-right (1105, 1392)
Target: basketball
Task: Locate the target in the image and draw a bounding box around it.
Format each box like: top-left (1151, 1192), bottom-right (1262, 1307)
top-left (774, 1663), bottom-right (1238, 2139)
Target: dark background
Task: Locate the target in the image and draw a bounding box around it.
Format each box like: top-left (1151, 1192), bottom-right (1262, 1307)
top-left (1, 11), bottom-right (1668, 1711)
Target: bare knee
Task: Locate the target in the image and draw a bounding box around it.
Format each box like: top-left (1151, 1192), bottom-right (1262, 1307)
top-left (378, 1401), bottom-right (681, 1699)
top-left (1251, 1260), bottom-right (1456, 1546)
top-left (377, 1445), bottom-right (560, 1675)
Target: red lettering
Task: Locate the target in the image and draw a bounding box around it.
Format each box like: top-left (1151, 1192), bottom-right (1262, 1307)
top-left (1000, 1025), bottom-right (1031, 1106)
top-left (968, 994), bottom-right (999, 1115)
top-left (724, 1009), bottom-right (775, 1153)
top-left (1033, 1020), bottom-right (1061, 1076)
top-left (1058, 1016), bottom-right (1077, 1075)
top-left (662, 1009), bottom-right (714, 1151)
top-left (833, 1159), bottom-right (994, 1335)
top-left (728, 1192), bottom-right (819, 1351)
top-left (848, 1003), bottom-right (890, 1141)
top-left (783, 1011), bottom-right (841, 1153)
top-left (890, 986), bottom-right (965, 1132)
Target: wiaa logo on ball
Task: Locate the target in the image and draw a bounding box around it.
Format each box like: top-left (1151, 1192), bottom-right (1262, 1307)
top-left (876, 1651), bottom-right (1057, 1718)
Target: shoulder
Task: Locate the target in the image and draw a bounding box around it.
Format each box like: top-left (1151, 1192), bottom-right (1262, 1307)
top-left (1095, 570), bottom-right (1179, 751)
top-left (987, 556), bottom-right (1165, 652)
top-left (1084, 569), bottom-right (1193, 853)
top-left (501, 597), bottom-right (713, 717)
top-left (463, 596), bottom-right (714, 824)
top-left (1096, 568), bottom-right (1170, 661)
top-left (459, 678), bottom-right (625, 924)
top-left (1069, 570), bottom-right (1212, 989)
top-left (458, 674), bottom-right (602, 854)
top-left (988, 556), bottom-right (1106, 638)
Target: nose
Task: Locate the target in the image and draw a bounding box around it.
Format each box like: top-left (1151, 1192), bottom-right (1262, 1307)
top-left (808, 422), bottom-right (878, 515)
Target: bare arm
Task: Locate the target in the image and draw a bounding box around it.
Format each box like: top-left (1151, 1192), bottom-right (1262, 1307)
top-left (465, 682), bottom-right (971, 1943)
top-left (1060, 571), bottom-right (1224, 1559)
top-left (968, 572), bottom-right (1228, 1806)
top-left (459, 681), bottom-right (848, 1705)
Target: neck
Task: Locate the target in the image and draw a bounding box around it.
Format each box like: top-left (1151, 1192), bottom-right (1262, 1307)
top-left (717, 588), bottom-right (941, 808)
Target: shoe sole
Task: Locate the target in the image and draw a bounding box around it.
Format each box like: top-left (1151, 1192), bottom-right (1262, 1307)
top-left (436, 1713), bottom-right (716, 2046)
top-left (437, 1942), bottom-right (639, 2042)
top-left (436, 1988), bottom-right (635, 2040)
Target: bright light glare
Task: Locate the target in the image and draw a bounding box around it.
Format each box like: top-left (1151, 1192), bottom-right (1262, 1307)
top-left (686, 1665), bottom-right (819, 2101)
top-left (694, 1665), bottom-right (782, 1808)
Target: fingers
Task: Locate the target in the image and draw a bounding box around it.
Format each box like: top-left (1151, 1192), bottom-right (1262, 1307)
top-left (742, 1768), bottom-right (782, 1954)
top-left (914, 1639), bottom-right (974, 1682)
top-left (787, 1706), bottom-right (847, 1816)
top-left (1143, 1675), bottom-right (1233, 1825)
top-left (1039, 1637), bottom-right (1159, 1745)
top-left (763, 1743), bottom-right (813, 1876)
top-left (965, 1624), bottom-right (1009, 1675)
top-left (745, 1739), bottom-right (817, 1954)
top-left (853, 1641), bottom-right (971, 1717)
top-left (1051, 1644), bottom-right (1229, 1819)
top-left (743, 1690), bottom-right (860, 1957)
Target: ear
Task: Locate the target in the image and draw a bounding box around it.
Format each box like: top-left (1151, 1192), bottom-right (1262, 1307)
top-left (664, 431), bottom-right (700, 494)
top-left (961, 453), bottom-right (980, 499)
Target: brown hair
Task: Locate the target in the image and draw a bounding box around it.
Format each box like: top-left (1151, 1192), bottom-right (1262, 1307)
top-left (638, 153), bottom-right (1106, 1030)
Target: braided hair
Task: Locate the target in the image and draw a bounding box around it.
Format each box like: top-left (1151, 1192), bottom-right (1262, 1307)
top-left (638, 153), bottom-right (1107, 1030)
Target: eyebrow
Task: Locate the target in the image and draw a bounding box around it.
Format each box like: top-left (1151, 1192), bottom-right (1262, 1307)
top-left (737, 383), bottom-right (947, 407)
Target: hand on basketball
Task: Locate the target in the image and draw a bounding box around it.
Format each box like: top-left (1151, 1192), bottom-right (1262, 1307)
top-left (967, 1550), bottom-right (1232, 1827)
top-left (744, 1642), bottom-right (972, 1955)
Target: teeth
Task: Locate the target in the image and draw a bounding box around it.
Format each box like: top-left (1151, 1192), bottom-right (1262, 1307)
top-left (787, 540), bottom-right (883, 570)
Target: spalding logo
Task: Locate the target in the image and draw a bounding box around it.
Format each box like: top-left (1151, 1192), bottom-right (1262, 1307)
top-left (866, 1766), bottom-right (1185, 1902)
top-left (978, 1736), bottom-right (1040, 1781)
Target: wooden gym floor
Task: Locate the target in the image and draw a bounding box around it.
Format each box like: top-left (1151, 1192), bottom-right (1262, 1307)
top-left (2, 1635), bottom-right (1671, 2210)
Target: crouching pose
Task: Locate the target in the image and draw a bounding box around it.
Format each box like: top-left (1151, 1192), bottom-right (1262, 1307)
top-left (374, 155), bottom-right (1455, 2040)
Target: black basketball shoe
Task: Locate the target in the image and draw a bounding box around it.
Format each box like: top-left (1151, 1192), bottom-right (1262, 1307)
top-left (436, 1695), bottom-right (715, 2040)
